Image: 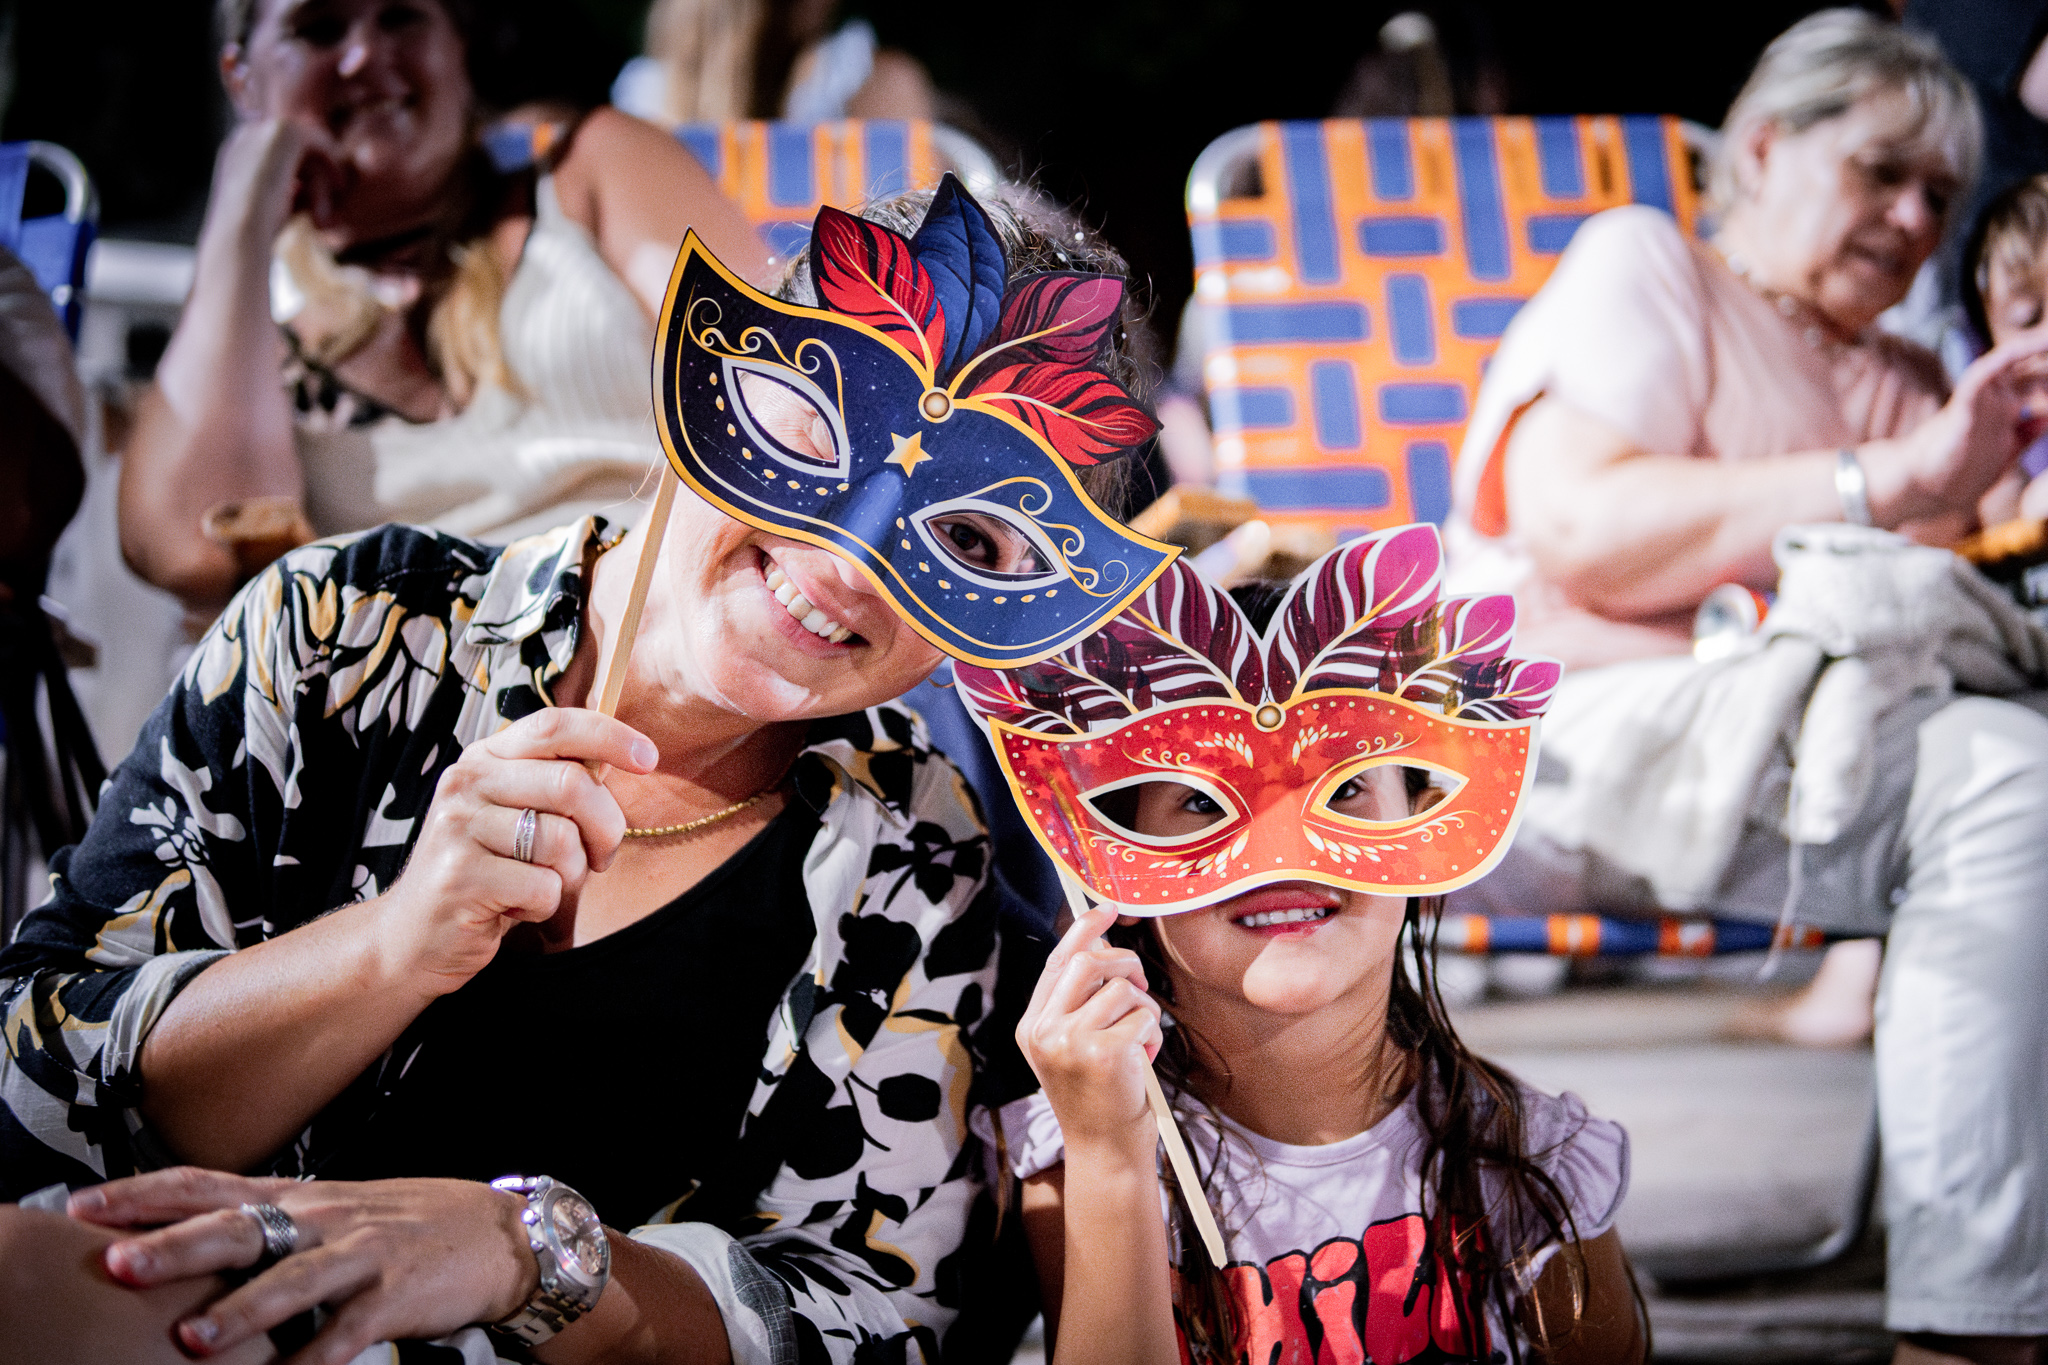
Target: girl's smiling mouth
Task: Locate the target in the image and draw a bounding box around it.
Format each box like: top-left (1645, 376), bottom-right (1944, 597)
top-left (1230, 886), bottom-right (1342, 935)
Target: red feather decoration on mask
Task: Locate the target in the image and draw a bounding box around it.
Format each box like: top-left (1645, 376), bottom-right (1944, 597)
top-left (811, 206), bottom-right (946, 374)
top-left (965, 362), bottom-right (1159, 467)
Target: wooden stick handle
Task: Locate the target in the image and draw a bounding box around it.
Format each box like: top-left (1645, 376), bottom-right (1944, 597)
top-left (1144, 1063), bottom-right (1228, 1266)
top-left (588, 464), bottom-right (680, 722)
top-left (1053, 868), bottom-right (1229, 1268)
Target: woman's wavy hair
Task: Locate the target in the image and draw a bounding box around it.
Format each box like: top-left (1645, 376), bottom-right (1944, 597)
top-left (1707, 8), bottom-right (1981, 232)
top-left (216, 0), bottom-right (522, 410)
top-left (771, 183), bottom-right (1153, 519)
top-left (1102, 580), bottom-right (1602, 1363)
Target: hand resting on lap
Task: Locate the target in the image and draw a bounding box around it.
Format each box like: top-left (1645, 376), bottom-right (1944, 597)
top-left (67, 1168), bottom-right (536, 1364)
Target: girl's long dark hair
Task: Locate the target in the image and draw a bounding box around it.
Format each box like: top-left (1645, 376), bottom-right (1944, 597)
top-left (1110, 902), bottom-right (1589, 1362)
top-left (1109, 581), bottom-right (1604, 1362)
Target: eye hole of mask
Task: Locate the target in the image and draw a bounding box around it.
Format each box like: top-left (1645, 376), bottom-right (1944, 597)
top-left (915, 498), bottom-right (1064, 587)
top-left (1083, 775), bottom-right (1242, 849)
top-left (1314, 761), bottom-right (1463, 827)
top-left (728, 360), bottom-right (849, 475)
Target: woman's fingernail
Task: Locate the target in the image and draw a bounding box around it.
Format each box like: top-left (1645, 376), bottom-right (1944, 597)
top-left (631, 738), bottom-right (657, 768)
top-left (112, 1244), bottom-right (153, 1277)
top-left (179, 1318), bottom-right (220, 1353)
top-left (68, 1188), bottom-right (105, 1214)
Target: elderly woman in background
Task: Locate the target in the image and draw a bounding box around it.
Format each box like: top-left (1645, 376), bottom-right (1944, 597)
top-left (1447, 12), bottom-right (2048, 1360)
top-left (121, 0), bottom-right (768, 618)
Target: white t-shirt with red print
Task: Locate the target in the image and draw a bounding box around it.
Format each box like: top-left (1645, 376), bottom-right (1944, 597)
top-left (979, 1080), bottom-right (1628, 1364)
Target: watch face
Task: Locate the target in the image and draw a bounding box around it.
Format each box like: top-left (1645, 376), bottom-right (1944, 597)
top-left (546, 1192), bottom-right (610, 1280)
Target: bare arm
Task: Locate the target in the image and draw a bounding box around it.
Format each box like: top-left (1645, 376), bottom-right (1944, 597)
top-left (1507, 330), bottom-right (2048, 621)
top-left (120, 120), bottom-right (317, 615)
top-left (1521, 1230), bottom-right (1646, 1365)
top-left (540, 1235), bottom-right (733, 1365)
top-left (138, 708), bottom-right (653, 1171)
top-left (553, 107), bottom-right (772, 315)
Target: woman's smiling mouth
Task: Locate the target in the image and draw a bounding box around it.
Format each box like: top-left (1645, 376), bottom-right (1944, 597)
top-left (764, 560), bottom-right (861, 645)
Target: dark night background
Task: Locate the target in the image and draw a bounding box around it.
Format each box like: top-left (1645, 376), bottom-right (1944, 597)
top-left (1, 0), bottom-right (1883, 348)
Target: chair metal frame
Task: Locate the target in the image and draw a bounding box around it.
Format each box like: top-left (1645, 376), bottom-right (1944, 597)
top-left (2, 140), bottom-right (97, 341)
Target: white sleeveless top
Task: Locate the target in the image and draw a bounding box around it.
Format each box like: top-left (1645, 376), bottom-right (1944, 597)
top-left (294, 174), bottom-right (660, 542)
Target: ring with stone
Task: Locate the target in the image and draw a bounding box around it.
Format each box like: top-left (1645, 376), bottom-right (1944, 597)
top-left (238, 1202), bottom-right (300, 1272)
top-left (513, 808), bottom-right (538, 864)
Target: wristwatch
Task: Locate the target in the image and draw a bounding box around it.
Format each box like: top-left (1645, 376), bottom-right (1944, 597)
top-left (489, 1175), bottom-right (612, 1348)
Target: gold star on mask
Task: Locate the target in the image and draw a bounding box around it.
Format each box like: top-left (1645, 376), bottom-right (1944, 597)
top-left (885, 431), bottom-right (933, 476)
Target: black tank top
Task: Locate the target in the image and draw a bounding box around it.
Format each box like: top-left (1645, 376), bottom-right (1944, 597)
top-left (319, 802), bottom-right (819, 1229)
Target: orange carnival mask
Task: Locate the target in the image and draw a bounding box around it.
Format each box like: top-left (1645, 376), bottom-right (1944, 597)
top-left (953, 525), bottom-right (1559, 913)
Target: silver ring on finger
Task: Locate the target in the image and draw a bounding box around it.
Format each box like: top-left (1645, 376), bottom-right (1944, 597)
top-left (238, 1202), bottom-right (300, 1272)
top-left (513, 807), bottom-right (539, 864)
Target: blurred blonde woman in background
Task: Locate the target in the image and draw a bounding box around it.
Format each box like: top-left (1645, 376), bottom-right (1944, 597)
top-left (121, 0), bottom-right (769, 620)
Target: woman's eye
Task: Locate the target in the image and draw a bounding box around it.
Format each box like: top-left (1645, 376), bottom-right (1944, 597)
top-left (1330, 776), bottom-right (1365, 803)
top-left (943, 520), bottom-right (993, 564)
top-left (733, 367), bottom-right (842, 467)
top-left (379, 2), bottom-right (429, 31)
top-left (930, 514), bottom-right (1047, 575)
top-left (1180, 791), bottom-right (1223, 816)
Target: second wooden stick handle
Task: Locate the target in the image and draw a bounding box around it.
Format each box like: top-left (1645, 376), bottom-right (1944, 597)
top-left (1145, 1065), bottom-right (1228, 1267)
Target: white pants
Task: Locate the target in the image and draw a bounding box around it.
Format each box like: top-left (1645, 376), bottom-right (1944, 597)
top-left (1455, 691), bottom-right (2048, 1334)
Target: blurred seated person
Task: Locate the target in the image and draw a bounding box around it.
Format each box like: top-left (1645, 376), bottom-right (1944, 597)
top-left (1446, 12), bottom-right (2048, 1359)
top-left (613, 0), bottom-right (936, 127)
top-left (0, 247), bottom-right (102, 932)
top-left (1966, 171), bottom-right (2048, 520)
top-left (121, 0), bottom-right (769, 619)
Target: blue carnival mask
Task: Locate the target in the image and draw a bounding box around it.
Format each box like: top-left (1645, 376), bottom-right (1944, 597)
top-left (653, 175), bottom-right (1178, 667)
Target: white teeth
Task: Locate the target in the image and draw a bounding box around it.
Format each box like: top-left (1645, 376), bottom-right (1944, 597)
top-left (1237, 906), bottom-right (1332, 929)
top-left (767, 570), bottom-right (850, 640)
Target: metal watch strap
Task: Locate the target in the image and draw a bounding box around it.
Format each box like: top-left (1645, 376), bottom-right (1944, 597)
top-left (490, 1175), bottom-right (602, 1348)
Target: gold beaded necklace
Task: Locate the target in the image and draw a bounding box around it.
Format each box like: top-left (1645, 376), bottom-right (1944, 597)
top-left (621, 764), bottom-right (793, 840)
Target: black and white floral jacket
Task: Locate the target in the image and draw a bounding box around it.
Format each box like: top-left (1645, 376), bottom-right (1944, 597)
top-left (0, 520), bottom-right (1001, 1364)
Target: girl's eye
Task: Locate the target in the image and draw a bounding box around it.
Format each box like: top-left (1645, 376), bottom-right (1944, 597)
top-left (379, 2), bottom-right (429, 32)
top-left (293, 14), bottom-right (350, 46)
top-left (1320, 765), bottom-right (1454, 823)
top-left (1084, 778), bottom-right (1239, 843)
